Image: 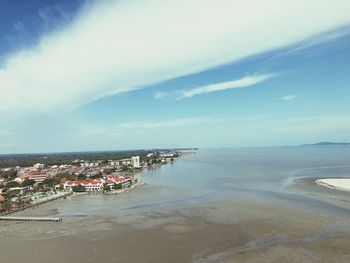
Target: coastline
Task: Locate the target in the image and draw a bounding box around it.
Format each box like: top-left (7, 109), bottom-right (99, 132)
top-left (315, 178), bottom-right (350, 192)
top-left (1, 182), bottom-right (145, 218)
top-left (0, 192), bottom-right (72, 217)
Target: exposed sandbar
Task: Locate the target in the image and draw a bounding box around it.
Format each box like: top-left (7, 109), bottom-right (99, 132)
top-left (316, 178), bottom-right (350, 191)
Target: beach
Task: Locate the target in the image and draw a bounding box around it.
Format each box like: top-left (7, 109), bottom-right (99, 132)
top-left (316, 178), bottom-right (350, 192)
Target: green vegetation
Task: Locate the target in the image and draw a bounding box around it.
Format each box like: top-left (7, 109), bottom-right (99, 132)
top-left (77, 173), bottom-right (87, 180)
top-left (53, 172), bottom-right (75, 181)
top-left (5, 181), bottom-right (20, 188)
top-left (103, 184), bottom-right (111, 192)
top-left (0, 150), bottom-right (149, 168)
top-left (114, 183), bottom-right (122, 190)
top-left (0, 169), bottom-right (17, 180)
top-left (72, 185), bottom-right (86, 192)
top-left (103, 168), bottom-right (116, 175)
top-left (41, 178), bottom-right (57, 187)
top-left (22, 179), bottom-right (36, 187)
top-left (0, 148), bottom-right (193, 168)
top-left (90, 172), bottom-right (103, 179)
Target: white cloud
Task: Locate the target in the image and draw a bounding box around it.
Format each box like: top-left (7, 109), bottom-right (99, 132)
top-left (281, 95), bottom-right (297, 101)
top-left (1, 0), bottom-right (350, 113)
top-left (118, 115), bottom-right (268, 129)
top-left (0, 142), bottom-right (14, 147)
top-left (154, 92), bottom-right (168, 100)
top-left (118, 118), bottom-right (209, 129)
top-left (178, 74), bottom-right (275, 99)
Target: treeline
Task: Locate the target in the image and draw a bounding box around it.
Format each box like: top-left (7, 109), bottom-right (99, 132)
top-left (0, 150), bottom-right (150, 168)
top-left (0, 148), bottom-right (192, 168)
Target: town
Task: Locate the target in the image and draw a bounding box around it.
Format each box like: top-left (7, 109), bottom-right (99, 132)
top-left (0, 150), bottom-right (184, 214)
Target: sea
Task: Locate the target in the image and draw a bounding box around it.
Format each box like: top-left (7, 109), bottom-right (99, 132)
top-left (56, 146), bottom-right (350, 217)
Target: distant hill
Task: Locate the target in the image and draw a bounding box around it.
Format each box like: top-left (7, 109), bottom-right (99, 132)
top-left (302, 142), bottom-right (350, 146)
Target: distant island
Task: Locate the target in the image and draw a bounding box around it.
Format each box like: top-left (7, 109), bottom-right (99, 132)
top-left (302, 142), bottom-right (350, 146)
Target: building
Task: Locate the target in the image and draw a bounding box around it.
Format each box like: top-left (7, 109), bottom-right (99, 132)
top-left (63, 180), bottom-right (103, 192)
top-left (131, 156), bottom-right (140, 168)
top-left (19, 173), bottom-right (47, 183)
top-left (34, 163), bottom-right (45, 170)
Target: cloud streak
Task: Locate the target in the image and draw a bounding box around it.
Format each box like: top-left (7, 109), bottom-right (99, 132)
top-left (1, 0), bottom-right (350, 113)
top-left (178, 74), bottom-right (275, 99)
top-left (281, 95), bottom-right (297, 101)
top-left (118, 115), bottom-right (268, 129)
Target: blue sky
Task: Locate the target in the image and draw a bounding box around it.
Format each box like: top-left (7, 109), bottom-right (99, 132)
top-left (0, 0), bottom-right (350, 153)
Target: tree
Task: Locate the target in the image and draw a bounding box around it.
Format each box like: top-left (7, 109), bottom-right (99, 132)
top-left (0, 169), bottom-right (17, 180)
top-left (114, 183), bottom-right (122, 190)
top-left (72, 185), bottom-right (86, 192)
top-left (1, 201), bottom-right (11, 210)
top-left (59, 184), bottom-right (64, 191)
top-left (104, 168), bottom-right (116, 175)
top-left (22, 179), bottom-right (36, 187)
top-left (77, 173), bottom-right (87, 180)
top-left (54, 172), bottom-right (75, 181)
top-left (103, 184), bottom-right (111, 192)
top-left (42, 178), bottom-right (57, 187)
top-left (90, 172), bottom-right (103, 179)
top-left (5, 181), bottom-right (20, 189)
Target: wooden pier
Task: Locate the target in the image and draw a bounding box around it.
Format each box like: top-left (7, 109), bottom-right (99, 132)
top-left (0, 216), bottom-right (62, 222)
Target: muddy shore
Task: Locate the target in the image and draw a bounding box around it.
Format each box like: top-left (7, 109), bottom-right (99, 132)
top-left (1, 185), bottom-right (350, 263)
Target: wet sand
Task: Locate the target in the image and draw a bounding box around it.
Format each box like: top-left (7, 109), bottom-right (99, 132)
top-left (1, 189), bottom-right (350, 263)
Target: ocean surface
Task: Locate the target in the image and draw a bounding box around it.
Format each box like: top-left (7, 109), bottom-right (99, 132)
top-left (57, 146), bottom-right (350, 218)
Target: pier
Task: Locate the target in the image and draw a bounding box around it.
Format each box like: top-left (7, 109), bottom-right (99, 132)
top-left (0, 216), bottom-right (62, 222)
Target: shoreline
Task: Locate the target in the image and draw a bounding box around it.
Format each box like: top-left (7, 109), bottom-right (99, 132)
top-left (315, 178), bottom-right (350, 192)
top-left (0, 192), bottom-right (72, 217)
top-left (1, 182), bottom-right (145, 218)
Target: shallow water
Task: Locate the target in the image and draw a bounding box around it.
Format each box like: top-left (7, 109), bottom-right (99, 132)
top-left (54, 147), bottom-right (350, 217)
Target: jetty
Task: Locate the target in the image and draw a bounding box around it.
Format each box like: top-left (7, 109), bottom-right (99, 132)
top-left (0, 216), bottom-right (62, 222)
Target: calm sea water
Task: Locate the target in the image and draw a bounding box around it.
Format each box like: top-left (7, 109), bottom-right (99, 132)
top-left (57, 147), bottom-right (350, 217)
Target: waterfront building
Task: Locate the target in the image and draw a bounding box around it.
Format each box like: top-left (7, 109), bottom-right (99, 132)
top-left (131, 156), bottom-right (140, 168)
top-left (63, 180), bottom-right (103, 192)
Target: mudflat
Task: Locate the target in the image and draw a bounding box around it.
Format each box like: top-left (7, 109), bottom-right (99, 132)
top-left (1, 190), bottom-right (350, 263)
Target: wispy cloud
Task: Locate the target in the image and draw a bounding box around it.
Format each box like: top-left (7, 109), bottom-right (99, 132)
top-left (118, 115), bottom-right (268, 129)
top-left (281, 95), bottom-right (297, 101)
top-left (178, 74), bottom-right (275, 99)
top-left (1, 0), bottom-right (350, 113)
top-left (0, 142), bottom-right (14, 147)
top-left (118, 118), bottom-right (210, 129)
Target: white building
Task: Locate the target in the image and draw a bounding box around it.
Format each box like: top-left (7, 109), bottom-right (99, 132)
top-left (131, 156), bottom-right (140, 168)
top-left (63, 180), bottom-right (103, 192)
top-left (34, 163), bottom-right (45, 170)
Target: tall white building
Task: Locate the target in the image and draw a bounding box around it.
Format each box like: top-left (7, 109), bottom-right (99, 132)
top-left (131, 156), bottom-right (140, 168)
top-left (34, 163), bottom-right (45, 170)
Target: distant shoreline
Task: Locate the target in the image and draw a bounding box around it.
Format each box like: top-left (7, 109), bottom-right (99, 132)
top-left (302, 142), bottom-right (350, 147)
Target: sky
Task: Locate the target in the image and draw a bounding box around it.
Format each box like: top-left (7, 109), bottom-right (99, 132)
top-left (0, 0), bottom-right (350, 153)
